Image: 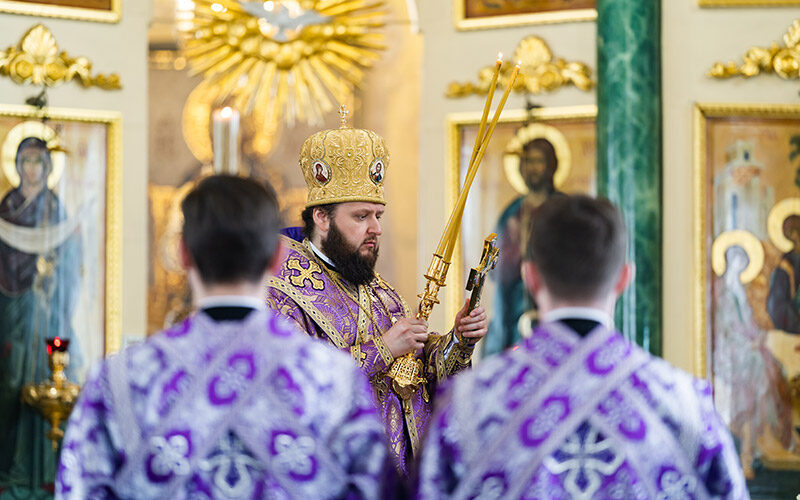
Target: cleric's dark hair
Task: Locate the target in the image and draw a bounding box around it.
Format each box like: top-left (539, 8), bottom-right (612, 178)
top-left (15, 137), bottom-right (52, 175)
top-left (301, 203), bottom-right (336, 239)
top-left (181, 175), bottom-right (281, 285)
top-left (524, 194), bottom-right (627, 301)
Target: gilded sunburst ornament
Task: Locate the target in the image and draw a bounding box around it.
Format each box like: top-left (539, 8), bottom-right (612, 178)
top-left (179, 0), bottom-right (386, 133)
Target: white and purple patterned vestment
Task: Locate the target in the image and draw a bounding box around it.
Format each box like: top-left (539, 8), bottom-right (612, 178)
top-left (55, 309), bottom-right (396, 499)
top-left (416, 322), bottom-right (749, 500)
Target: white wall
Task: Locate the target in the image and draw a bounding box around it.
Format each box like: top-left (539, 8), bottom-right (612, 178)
top-left (0, 2), bottom-right (151, 344)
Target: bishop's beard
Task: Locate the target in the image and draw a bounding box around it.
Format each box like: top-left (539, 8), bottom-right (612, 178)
top-left (321, 220), bottom-right (378, 286)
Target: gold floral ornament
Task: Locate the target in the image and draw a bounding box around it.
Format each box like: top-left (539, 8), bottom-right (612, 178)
top-left (0, 25), bottom-right (121, 90)
top-left (709, 19), bottom-right (800, 80)
top-left (179, 0), bottom-right (386, 131)
top-left (446, 36), bottom-right (593, 98)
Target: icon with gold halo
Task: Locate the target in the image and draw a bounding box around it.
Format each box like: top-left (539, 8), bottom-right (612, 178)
top-left (1, 121), bottom-right (66, 191)
top-left (503, 123), bottom-right (571, 194)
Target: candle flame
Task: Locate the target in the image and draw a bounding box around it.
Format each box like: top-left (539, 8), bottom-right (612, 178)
top-left (516, 61), bottom-right (521, 68)
top-left (497, 52), bottom-right (503, 62)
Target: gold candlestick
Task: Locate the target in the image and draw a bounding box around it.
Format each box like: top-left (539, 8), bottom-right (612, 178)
top-left (386, 57), bottom-right (520, 401)
top-left (21, 337), bottom-right (81, 451)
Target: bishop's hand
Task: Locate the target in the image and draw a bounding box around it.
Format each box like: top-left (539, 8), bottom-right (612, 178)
top-left (382, 318), bottom-right (428, 358)
top-left (454, 299), bottom-right (488, 343)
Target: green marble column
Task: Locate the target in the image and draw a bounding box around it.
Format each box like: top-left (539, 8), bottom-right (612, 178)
top-left (596, 0), bottom-right (662, 355)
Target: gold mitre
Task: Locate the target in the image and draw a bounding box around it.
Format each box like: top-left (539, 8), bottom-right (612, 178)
top-left (300, 105), bottom-right (389, 208)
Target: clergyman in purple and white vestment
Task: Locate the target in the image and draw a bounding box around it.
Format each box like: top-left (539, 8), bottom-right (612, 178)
top-left (56, 176), bottom-right (396, 499)
top-left (416, 195), bottom-right (748, 499)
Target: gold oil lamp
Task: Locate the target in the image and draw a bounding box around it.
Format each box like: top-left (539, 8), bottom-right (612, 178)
top-left (21, 337), bottom-right (81, 451)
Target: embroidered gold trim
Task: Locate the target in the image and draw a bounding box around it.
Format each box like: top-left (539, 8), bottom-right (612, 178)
top-left (372, 334), bottom-right (395, 367)
top-left (267, 276), bottom-right (348, 349)
top-left (445, 341), bottom-right (476, 375)
top-left (357, 284), bottom-right (370, 343)
top-left (403, 399), bottom-right (420, 457)
top-left (350, 344), bottom-right (366, 366)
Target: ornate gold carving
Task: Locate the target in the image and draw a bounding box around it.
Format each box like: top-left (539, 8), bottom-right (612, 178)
top-left (178, 0), bottom-right (385, 130)
top-left (0, 25), bottom-right (121, 90)
top-left (709, 20), bottom-right (800, 80)
top-left (299, 106), bottom-right (389, 207)
top-left (446, 36), bottom-right (594, 98)
top-left (287, 258), bottom-right (325, 290)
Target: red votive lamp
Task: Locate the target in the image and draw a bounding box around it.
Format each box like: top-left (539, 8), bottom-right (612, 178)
top-left (46, 337), bottom-right (70, 355)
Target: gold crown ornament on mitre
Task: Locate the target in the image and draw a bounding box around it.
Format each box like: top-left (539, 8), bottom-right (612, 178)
top-left (300, 106), bottom-right (389, 208)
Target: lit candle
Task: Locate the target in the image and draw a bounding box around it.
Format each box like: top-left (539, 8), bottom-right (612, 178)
top-left (435, 52), bottom-right (503, 257)
top-left (212, 106), bottom-right (240, 175)
top-left (442, 61), bottom-right (521, 262)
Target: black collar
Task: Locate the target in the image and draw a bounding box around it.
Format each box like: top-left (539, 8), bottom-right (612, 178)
top-left (200, 306), bottom-right (256, 322)
top-left (559, 318), bottom-right (601, 337)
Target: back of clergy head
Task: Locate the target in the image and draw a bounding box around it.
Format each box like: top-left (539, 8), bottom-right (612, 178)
top-left (522, 194), bottom-right (630, 311)
top-left (181, 175), bottom-right (281, 287)
top-left (298, 106), bottom-right (390, 209)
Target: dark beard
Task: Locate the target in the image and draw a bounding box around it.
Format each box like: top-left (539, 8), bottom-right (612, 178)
top-left (321, 220), bottom-right (378, 286)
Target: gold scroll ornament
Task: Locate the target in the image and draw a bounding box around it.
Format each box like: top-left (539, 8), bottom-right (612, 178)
top-left (0, 24), bottom-right (120, 90)
top-left (446, 36), bottom-right (593, 98)
top-left (709, 20), bottom-right (800, 80)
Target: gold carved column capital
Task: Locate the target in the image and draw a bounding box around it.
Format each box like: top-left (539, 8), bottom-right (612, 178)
top-left (0, 24), bottom-right (121, 90)
top-left (709, 19), bottom-right (800, 80)
top-left (446, 36), bottom-right (594, 98)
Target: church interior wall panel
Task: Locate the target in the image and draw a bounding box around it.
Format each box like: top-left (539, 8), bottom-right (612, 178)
top-left (418, 0), bottom-right (596, 333)
top-left (662, 3), bottom-right (800, 374)
top-left (0, 0), bottom-right (149, 345)
top-left (664, 4), bottom-right (800, 494)
top-left (445, 106), bottom-right (597, 339)
top-left (693, 100), bottom-right (800, 500)
top-left (0, 1), bottom-right (148, 493)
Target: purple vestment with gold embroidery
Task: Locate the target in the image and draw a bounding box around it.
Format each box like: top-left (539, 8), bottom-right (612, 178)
top-left (55, 309), bottom-right (395, 499)
top-left (267, 235), bottom-right (475, 475)
top-left (416, 322), bottom-right (749, 499)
